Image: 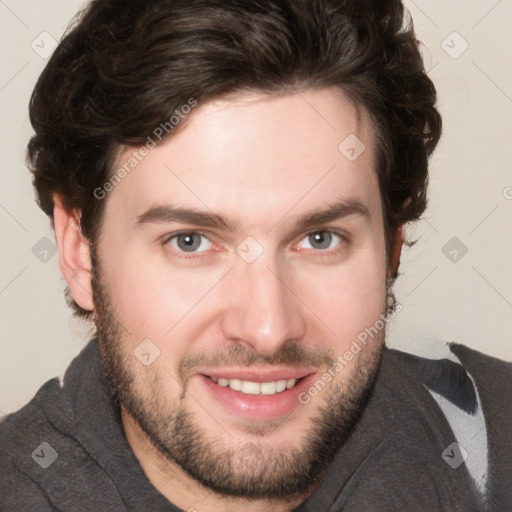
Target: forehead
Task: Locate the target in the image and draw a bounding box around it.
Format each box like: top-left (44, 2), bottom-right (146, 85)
top-left (106, 88), bottom-right (380, 231)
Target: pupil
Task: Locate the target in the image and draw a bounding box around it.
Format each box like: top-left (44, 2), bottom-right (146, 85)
top-left (178, 233), bottom-right (200, 251)
top-left (310, 231), bottom-right (331, 249)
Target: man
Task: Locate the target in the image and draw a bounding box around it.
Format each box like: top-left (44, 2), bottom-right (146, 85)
top-left (0, 0), bottom-right (510, 510)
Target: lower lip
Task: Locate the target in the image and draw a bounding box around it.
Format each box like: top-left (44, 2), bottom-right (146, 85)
top-left (196, 373), bottom-right (317, 421)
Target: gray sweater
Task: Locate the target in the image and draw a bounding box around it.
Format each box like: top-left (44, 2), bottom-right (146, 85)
top-left (0, 340), bottom-right (510, 511)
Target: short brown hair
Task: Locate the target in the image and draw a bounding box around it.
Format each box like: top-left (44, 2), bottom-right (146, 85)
top-left (28, 0), bottom-right (442, 320)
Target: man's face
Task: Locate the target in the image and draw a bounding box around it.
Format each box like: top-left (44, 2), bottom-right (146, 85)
top-left (92, 88), bottom-right (389, 498)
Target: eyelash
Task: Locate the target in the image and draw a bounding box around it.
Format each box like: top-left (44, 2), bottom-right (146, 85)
top-left (162, 229), bottom-right (347, 258)
top-left (162, 230), bottom-right (213, 259)
top-left (293, 230), bottom-right (347, 254)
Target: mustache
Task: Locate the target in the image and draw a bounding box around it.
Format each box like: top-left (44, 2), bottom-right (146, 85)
top-left (178, 342), bottom-right (337, 382)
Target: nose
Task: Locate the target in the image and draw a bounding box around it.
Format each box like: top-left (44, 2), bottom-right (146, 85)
top-left (219, 255), bottom-right (307, 356)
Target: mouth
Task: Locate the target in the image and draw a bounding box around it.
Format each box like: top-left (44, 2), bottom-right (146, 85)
top-left (209, 376), bottom-right (301, 395)
top-left (194, 368), bottom-right (317, 422)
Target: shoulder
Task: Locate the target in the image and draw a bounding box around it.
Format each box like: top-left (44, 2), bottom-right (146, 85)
top-left (449, 342), bottom-right (512, 379)
top-left (387, 342), bottom-right (512, 412)
top-left (387, 342), bottom-right (512, 510)
top-left (0, 374), bottom-right (120, 510)
top-left (0, 377), bottom-right (65, 457)
top-left (449, 343), bottom-right (512, 510)
top-left (0, 378), bottom-right (66, 509)
top-left (0, 342), bottom-right (131, 511)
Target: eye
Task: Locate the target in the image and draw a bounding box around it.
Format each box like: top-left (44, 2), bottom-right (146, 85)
top-left (298, 230), bottom-right (343, 251)
top-left (166, 232), bottom-right (213, 253)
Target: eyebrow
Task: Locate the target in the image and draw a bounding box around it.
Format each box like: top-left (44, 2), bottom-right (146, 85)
top-left (133, 198), bottom-right (370, 233)
top-left (134, 205), bottom-right (239, 231)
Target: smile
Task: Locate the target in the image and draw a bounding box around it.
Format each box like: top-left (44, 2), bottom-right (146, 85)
top-left (210, 377), bottom-right (299, 395)
top-left (196, 371), bottom-right (317, 421)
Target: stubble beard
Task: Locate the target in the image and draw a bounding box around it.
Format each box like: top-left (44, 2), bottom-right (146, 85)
top-left (90, 249), bottom-right (385, 501)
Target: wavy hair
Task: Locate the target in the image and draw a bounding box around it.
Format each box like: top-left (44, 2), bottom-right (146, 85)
top-left (28, 0), bottom-right (442, 319)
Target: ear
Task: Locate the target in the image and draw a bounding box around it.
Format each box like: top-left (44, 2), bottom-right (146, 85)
top-left (387, 225), bottom-right (404, 280)
top-left (53, 195), bottom-right (94, 312)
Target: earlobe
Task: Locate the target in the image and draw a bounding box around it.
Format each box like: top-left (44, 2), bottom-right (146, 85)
top-left (388, 225), bottom-right (404, 279)
top-left (53, 195), bottom-right (94, 312)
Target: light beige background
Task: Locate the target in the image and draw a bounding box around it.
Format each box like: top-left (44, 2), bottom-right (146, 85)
top-left (1, 0), bottom-right (511, 416)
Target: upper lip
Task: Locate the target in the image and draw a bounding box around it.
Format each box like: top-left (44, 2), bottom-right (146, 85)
top-left (197, 367), bottom-right (316, 382)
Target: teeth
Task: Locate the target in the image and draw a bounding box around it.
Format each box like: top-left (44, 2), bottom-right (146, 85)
top-left (276, 380), bottom-right (287, 393)
top-left (228, 378), bottom-right (242, 391)
top-left (260, 381), bottom-right (277, 395)
top-left (241, 381), bottom-right (260, 395)
top-left (212, 377), bottom-right (298, 395)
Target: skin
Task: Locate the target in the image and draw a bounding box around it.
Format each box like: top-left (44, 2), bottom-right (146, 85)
top-left (54, 88), bottom-right (403, 512)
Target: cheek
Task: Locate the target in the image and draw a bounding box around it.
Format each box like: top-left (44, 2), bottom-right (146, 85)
top-left (293, 249), bottom-right (387, 351)
top-left (101, 251), bottom-right (228, 343)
